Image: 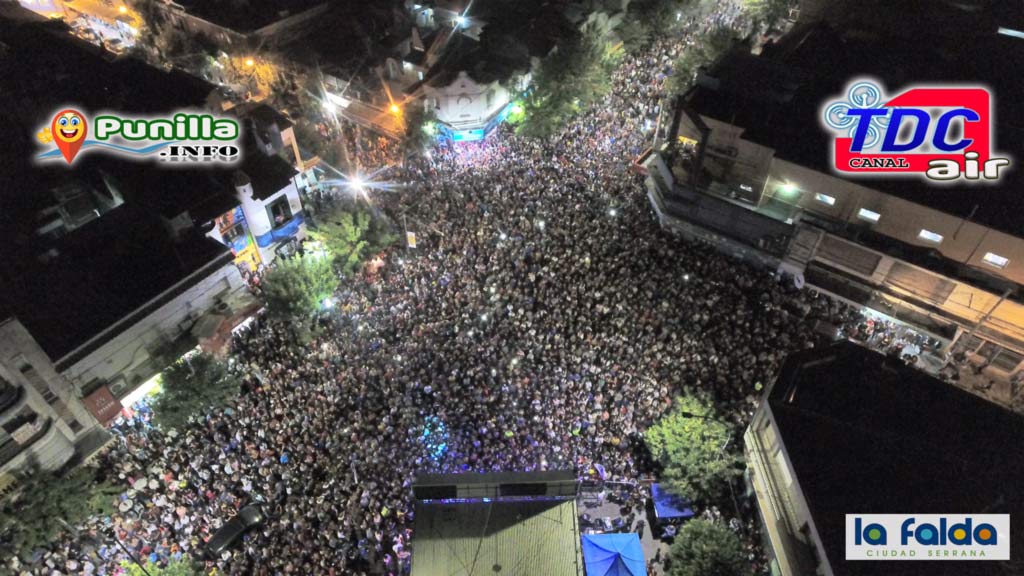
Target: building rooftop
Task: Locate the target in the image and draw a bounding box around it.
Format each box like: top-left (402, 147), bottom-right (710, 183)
top-left (768, 342), bottom-right (1024, 575)
top-left (174, 0), bottom-right (326, 34)
top-left (0, 13), bottom-right (240, 361)
top-left (685, 19), bottom-right (1024, 236)
top-left (1, 203), bottom-right (231, 361)
top-left (412, 497), bottom-right (583, 576)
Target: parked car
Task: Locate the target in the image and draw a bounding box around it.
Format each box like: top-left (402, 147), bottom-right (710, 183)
top-left (203, 505), bottom-right (265, 559)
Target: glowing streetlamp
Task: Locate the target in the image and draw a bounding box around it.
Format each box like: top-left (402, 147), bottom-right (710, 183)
top-left (244, 58), bottom-right (255, 67)
top-left (608, 208), bottom-right (618, 217)
top-left (119, 5), bottom-right (128, 14)
top-left (390, 103), bottom-right (401, 115)
top-left (455, 15), bottom-right (467, 27)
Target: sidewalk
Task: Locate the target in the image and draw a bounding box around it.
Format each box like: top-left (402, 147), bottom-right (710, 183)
top-left (578, 491), bottom-right (670, 575)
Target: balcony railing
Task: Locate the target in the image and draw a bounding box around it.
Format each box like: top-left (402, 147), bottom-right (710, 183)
top-left (0, 418), bottom-right (53, 468)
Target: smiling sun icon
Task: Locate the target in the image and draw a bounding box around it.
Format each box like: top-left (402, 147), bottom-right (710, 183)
top-left (47, 109), bottom-right (88, 163)
top-left (53, 111), bottom-right (86, 144)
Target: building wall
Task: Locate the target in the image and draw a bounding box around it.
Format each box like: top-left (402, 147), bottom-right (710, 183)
top-left (764, 158), bottom-right (1024, 285)
top-left (58, 257), bottom-right (245, 397)
top-left (0, 318), bottom-right (95, 480)
top-left (156, 2), bottom-right (327, 48)
top-left (235, 178), bottom-right (306, 264)
top-left (745, 404), bottom-right (831, 576)
top-left (425, 71), bottom-right (511, 131)
top-left (252, 3), bottom-right (329, 43)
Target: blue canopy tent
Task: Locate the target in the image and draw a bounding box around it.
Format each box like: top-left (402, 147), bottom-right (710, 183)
top-left (650, 483), bottom-right (695, 523)
top-left (581, 533), bottom-right (647, 576)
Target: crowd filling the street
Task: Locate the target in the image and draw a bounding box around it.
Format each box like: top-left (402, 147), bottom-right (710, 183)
top-left (9, 4), bottom-right (939, 576)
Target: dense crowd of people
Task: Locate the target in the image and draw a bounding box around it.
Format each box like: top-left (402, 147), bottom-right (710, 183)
top-left (7, 4), bottom-right (874, 576)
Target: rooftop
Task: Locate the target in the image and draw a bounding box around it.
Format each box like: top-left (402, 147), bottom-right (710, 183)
top-left (767, 342), bottom-right (1024, 575)
top-left (685, 18), bottom-right (1024, 236)
top-left (412, 497), bottom-right (583, 576)
top-left (1, 203), bottom-right (231, 360)
top-left (174, 0), bottom-right (326, 34)
top-left (0, 13), bottom-right (240, 360)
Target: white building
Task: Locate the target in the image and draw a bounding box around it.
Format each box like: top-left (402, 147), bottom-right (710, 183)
top-left (0, 318), bottom-right (104, 490)
top-left (422, 70), bottom-right (517, 141)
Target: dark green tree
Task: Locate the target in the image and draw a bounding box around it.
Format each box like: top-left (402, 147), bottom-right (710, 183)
top-left (644, 394), bottom-right (743, 505)
top-left (309, 203), bottom-right (397, 275)
top-left (261, 254), bottom-right (340, 320)
top-left (667, 26), bottom-right (742, 95)
top-left (403, 105), bottom-right (439, 157)
top-left (0, 465), bottom-right (119, 562)
top-left (152, 353), bottom-right (241, 430)
top-left (667, 519), bottom-right (750, 576)
top-left (121, 557), bottom-right (201, 576)
top-left (743, 0), bottom-right (794, 32)
top-left (628, 0), bottom-right (693, 41)
top-left (519, 26), bottom-right (617, 138)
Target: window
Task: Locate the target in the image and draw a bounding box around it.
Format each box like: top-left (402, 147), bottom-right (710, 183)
top-left (918, 229), bottom-right (944, 243)
top-left (983, 252), bottom-right (1009, 269)
top-left (991, 349), bottom-right (1024, 372)
top-left (814, 193), bottom-right (836, 206)
top-left (857, 208), bottom-right (881, 223)
top-left (223, 223), bottom-right (246, 243)
top-left (267, 197), bottom-right (293, 228)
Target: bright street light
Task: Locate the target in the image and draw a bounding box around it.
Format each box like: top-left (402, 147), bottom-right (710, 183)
top-left (119, 5), bottom-right (128, 13)
top-left (608, 208), bottom-right (618, 217)
top-left (244, 58), bottom-right (255, 67)
top-left (390, 103), bottom-right (401, 115)
top-left (455, 15), bottom-right (467, 26)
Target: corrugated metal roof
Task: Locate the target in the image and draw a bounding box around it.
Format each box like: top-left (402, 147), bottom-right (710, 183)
top-left (412, 498), bottom-right (584, 576)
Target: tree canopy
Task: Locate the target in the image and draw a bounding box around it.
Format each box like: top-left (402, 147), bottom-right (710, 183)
top-left (0, 465), bottom-right (118, 562)
top-left (308, 202), bottom-right (397, 275)
top-left (518, 25), bottom-right (618, 138)
top-left (403, 105), bottom-right (439, 157)
top-left (644, 394), bottom-right (743, 505)
top-left (121, 557), bottom-right (200, 576)
top-left (151, 353), bottom-right (241, 430)
top-left (261, 253), bottom-right (340, 321)
top-left (743, 0), bottom-right (794, 32)
top-left (667, 518), bottom-right (750, 576)
top-left (667, 26), bottom-right (742, 95)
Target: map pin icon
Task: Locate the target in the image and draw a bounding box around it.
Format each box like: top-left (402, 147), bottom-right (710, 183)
top-left (51, 109), bottom-right (88, 163)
